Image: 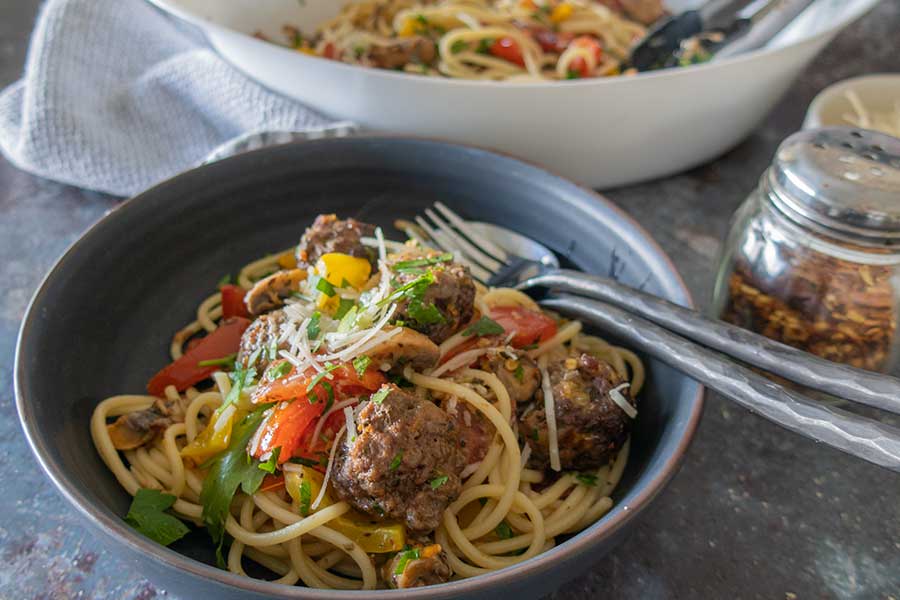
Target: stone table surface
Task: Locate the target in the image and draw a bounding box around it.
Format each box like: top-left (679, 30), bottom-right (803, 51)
top-left (1, 1), bottom-right (899, 599)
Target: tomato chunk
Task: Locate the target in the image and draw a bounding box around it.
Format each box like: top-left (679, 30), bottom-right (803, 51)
top-left (489, 37), bottom-right (525, 67)
top-left (488, 306), bottom-right (558, 348)
top-left (220, 284), bottom-right (249, 319)
top-left (567, 36), bottom-right (603, 78)
top-left (147, 317), bottom-right (251, 396)
top-left (253, 399), bottom-right (325, 462)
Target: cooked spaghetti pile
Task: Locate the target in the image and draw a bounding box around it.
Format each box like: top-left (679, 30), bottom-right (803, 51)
top-left (280, 0), bottom-right (665, 80)
top-left (92, 213), bottom-right (643, 589)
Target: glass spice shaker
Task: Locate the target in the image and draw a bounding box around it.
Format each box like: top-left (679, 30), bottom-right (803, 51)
top-left (712, 127), bottom-right (900, 374)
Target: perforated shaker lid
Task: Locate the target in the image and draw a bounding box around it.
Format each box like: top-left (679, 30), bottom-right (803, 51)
top-left (765, 127), bottom-right (900, 246)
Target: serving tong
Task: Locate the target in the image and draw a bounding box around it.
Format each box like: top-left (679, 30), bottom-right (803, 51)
top-left (628, 0), bottom-right (818, 72)
top-left (404, 202), bottom-right (900, 473)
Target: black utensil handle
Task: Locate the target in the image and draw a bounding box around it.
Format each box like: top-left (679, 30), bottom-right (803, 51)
top-left (541, 294), bottom-right (900, 474)
top-left (522, 269), bottom-right (900, 416)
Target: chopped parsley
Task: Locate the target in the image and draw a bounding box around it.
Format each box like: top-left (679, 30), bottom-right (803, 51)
top-left (530, 428), bottom-right (539, 442)
top-left (125, 489), bottom-right (190, 547)
top-left (513, 364), bottom-right (525, 382)
top-left (370, 386), bottom-right (390, 405)
top-left (450, 40), bottom-right (468, 54)
top-left (321, 381), bottom-right (335, 410)
top-left (337, 305), bottom-right (358, 333)
top-left (335, 297), bottom-right (355, 319)
top-left (379, 270), bottom-right (436, 307)
top-left (429, 474), bottom-right (449, 490)
top-left (258, 447), bottom-right (280, 474)
top-left (268, 341), bottom-right (279, 361)
top-left (307, 311), bottom-right (322, 340)
top-left (575, 473), bottom-right (598, 487)
top-left (224, 362), bottom-right (256, 408)
top-left (495, 520), bottom-right (514, 539)
top-left (394, 547), bottom-right (421, 575)
top-left (393, 252), bottom-right (453, 272)
top-left (216, 274), bottom-right (232, 288)
top-left (266, 361), bottom-right (292, 381)
top-left (298, 480), bottom-right (312, 516)
top-left (406, 299), bottom-right (446, 325)
top-left (415, 13), bottom-right (428, 24)
top-left (306, 363), bottom-right (340, 393)
top-left (462, 316), bottom-right (505, 337)
top-left (353, 355), bottom-right (372, 378)
top-left (566, 70), bottom-right (580, 80)
top-left (197, 353), bottom-right (237, 368)
top-left (289, 456), bottom-right (319, 467)
top-left (476, 38), bottom-right (494, 54)
top-left (388, 373), bottom-right (414, 388)
top-left (316, 277), bottom-right (336, 297)
top-left (390, 451), bottom-right (403, 471)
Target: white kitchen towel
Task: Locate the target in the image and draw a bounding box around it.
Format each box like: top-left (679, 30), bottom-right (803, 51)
top-left (0, 0), bottom-right (355, 197)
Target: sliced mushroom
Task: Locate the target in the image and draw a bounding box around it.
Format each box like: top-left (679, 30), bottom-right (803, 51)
top-left (367, 327), bottom-right (441, 372)
top-left (244, 269), bottom-right (307, 316)
top-left (107, 402), bottom-right (171, 450)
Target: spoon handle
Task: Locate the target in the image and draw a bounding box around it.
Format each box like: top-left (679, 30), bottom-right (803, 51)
top-left (521, 269), bottom-right (900, 416)
top-left (542, 294), bottom-right (900, 474)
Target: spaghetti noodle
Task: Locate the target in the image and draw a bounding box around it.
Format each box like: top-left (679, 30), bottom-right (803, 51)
top-left (91, 215), bottom-right (643, 589)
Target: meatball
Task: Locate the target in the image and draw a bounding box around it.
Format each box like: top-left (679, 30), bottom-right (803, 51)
top-left (387, 252), bottom-right (476, 344)
top-left (384, 543), bottom-right (452, 589)
top-left (237, 310), bottom-right (286, 372)
top-left (368, 37), bottom-right (436, 70)
top-left (296, 214), bottom-right (376, 268)
top-left (330, 386), bottom-right (464, 533)
top-left (244, 268), bottom-right (306, 316)
top-left (520, 352), bottom-right (634, 471)
top-left (448, 402), bottom-right (493, 467)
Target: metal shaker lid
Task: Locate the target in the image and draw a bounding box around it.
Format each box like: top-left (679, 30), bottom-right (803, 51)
top-left (765, 127), bottom-right (900, 246)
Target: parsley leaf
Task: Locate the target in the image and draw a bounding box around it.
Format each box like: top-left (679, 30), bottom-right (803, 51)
top-left (353, 355), bottom-right (371, 378)
top-left (407, 299), bottom-right (446, 325)
top-left (495, 520), bottom-right (514, 539)
top-left (379, 271), bottom-right (435, 307)
top-left (125, 489), bottom-right (190, 547)
top-left (217, 274), bottom-right (232, 288)
top-left (463, 316), bottom-right (505, 337)
top-left (199, 406), bottom-right (271, 566)
top-left (388, 373), bottom-right (413, 388)
top-left (394, 547), bottom-right (421, 575)
top-left (575, 473), bottom-right (598, 487)
top-left (393, 253), bottom-right (453, 272)
top-left (429, 474), bottom-right (449, 490)
top-left (566, 70), bottom-right (580, 80)
top-left (450, 40), bottom-right (468, 54)
top-left (335, 297), bottom-right (355, 319)
top-left (258, 447), bottom-right (280, 474)
top-left (370, 387), bottom-right (390, 404)
top-left (289, 456), bottom-right (319, 467)
top-left (307, 363), bottom-right (340, 394)
top-left (390, 451), bottom-right (403, 471)
top-left (197, 353), bottom-right (237, 368)
top-left (266, 361), bottom-right (293, 381)
top-left (316, 278), bottom-right (336, 297)
top-left (268, 341), bottom-right (279, 361)
top-left (338, 305), bottom-right (358, 333)
top-left (307, 311), bottom-right (322, 340)
top-left (299, 480), bottom-right (312, 516)
top-left (513, 363), bottom-right (524, 382)
top-left (224, 362), bottom-right (256, 408)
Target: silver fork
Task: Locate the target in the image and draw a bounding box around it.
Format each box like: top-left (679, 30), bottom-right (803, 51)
top-left (412, 201), bottom-right (900, 473)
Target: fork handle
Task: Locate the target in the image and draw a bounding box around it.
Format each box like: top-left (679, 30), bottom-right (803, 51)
top-left (521, 269), bottom-right (900, 416)
top-left (542, 294), bottom-right (900, 473)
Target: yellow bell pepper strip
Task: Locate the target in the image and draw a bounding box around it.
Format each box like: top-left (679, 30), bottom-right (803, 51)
top-left (315, 252), bottom-right (372, 311)
top-left (550, 2), bottom-right (574, 23)
top-left (180, 404), bottom-right (239, 464)
top-left (278, 251), bottom-right (298, 269)
top-left (285, 466), bottom-right (406, 553)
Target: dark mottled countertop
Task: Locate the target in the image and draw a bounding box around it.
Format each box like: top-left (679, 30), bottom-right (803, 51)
top-left (2, 1), bottom-right (899, 599)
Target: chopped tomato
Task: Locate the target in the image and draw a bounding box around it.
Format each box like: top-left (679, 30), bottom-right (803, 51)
top-left (323, 42), bottom-right (338, 60)
top-left (299, 409), bottom-right (346, 455)
top-left (220, 284), bottom-right (249, 319)
top-left (253, 399), bottom-right (325, 462)
top-left (250, 361), bottom-right (386, 462)
top-left (488, 306), bottom-right (558, 348)
top-left (489, 37), bottom-right (525, 67)
top-left (567, 36), bottom-right (603, 78)
top-left (531, 28), bottom-right (575, 53)
top-left (259, 474), bottom-right (286, 493)
top-left (438, 336), bottom-right (480, 365)
top-left (147, 317), bottom-right (251, 396)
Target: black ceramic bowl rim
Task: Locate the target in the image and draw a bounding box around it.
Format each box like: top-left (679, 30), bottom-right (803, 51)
top-left (15, 135), bottom-right (704, 599)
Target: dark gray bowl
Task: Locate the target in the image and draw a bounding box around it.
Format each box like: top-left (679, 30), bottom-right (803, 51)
top-left (15, 137), bottom-right (703, 599)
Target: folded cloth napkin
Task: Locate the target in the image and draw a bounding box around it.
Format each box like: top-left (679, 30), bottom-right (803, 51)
top-left (0, 0), bottom-right (355, 196)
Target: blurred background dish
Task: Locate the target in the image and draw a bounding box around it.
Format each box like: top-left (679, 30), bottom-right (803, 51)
top-left (147, 0), bottom-right (880, 188)
top-left (803, 73), bottom-right (900, 137)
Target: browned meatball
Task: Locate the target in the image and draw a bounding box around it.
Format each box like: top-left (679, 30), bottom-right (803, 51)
top-left (331, 386), bottom-right (465, 533)
top-left (520, 352), bottom-right (634, 471)
top-left (237, 310), bottom-right (286, 372)
top-left (387, 252), bottom-right (475, 344)
top-left (244, 269), bottom-right (306, 316)
top-left (368, 37), bottom-right (436, 70)
top-left (383, 544), bottom-right (452, 589)
top-left (450, 403), bottom-right (492, 467)
top-left (296, 214), bottom-right (376, 268)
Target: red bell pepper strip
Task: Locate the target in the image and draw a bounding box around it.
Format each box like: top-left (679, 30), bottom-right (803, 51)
top-left (147, 317), bottom-right (251, 396)
top-left (220, 284), bottom-right (249, 319)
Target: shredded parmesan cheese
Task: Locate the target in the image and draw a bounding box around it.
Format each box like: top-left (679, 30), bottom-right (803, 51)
top-left (460, 461), bottom-right (481, 479)
top-left (609, 383), bottom-right (637, 418)
top-left (430, 346), bottom-right (502, 377)
top-left (538, 356), bottom-right (561, 472)
top-left (312, 424), bottom-right (346, 511)
top-left (375, 227), bottom-right (387, 262)
top-left (343, 406), bottom-right (357, 444)
top-left (308, 398), bottom-right (359, 451)
top-left (520, 442), bottom-right (532, 469)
